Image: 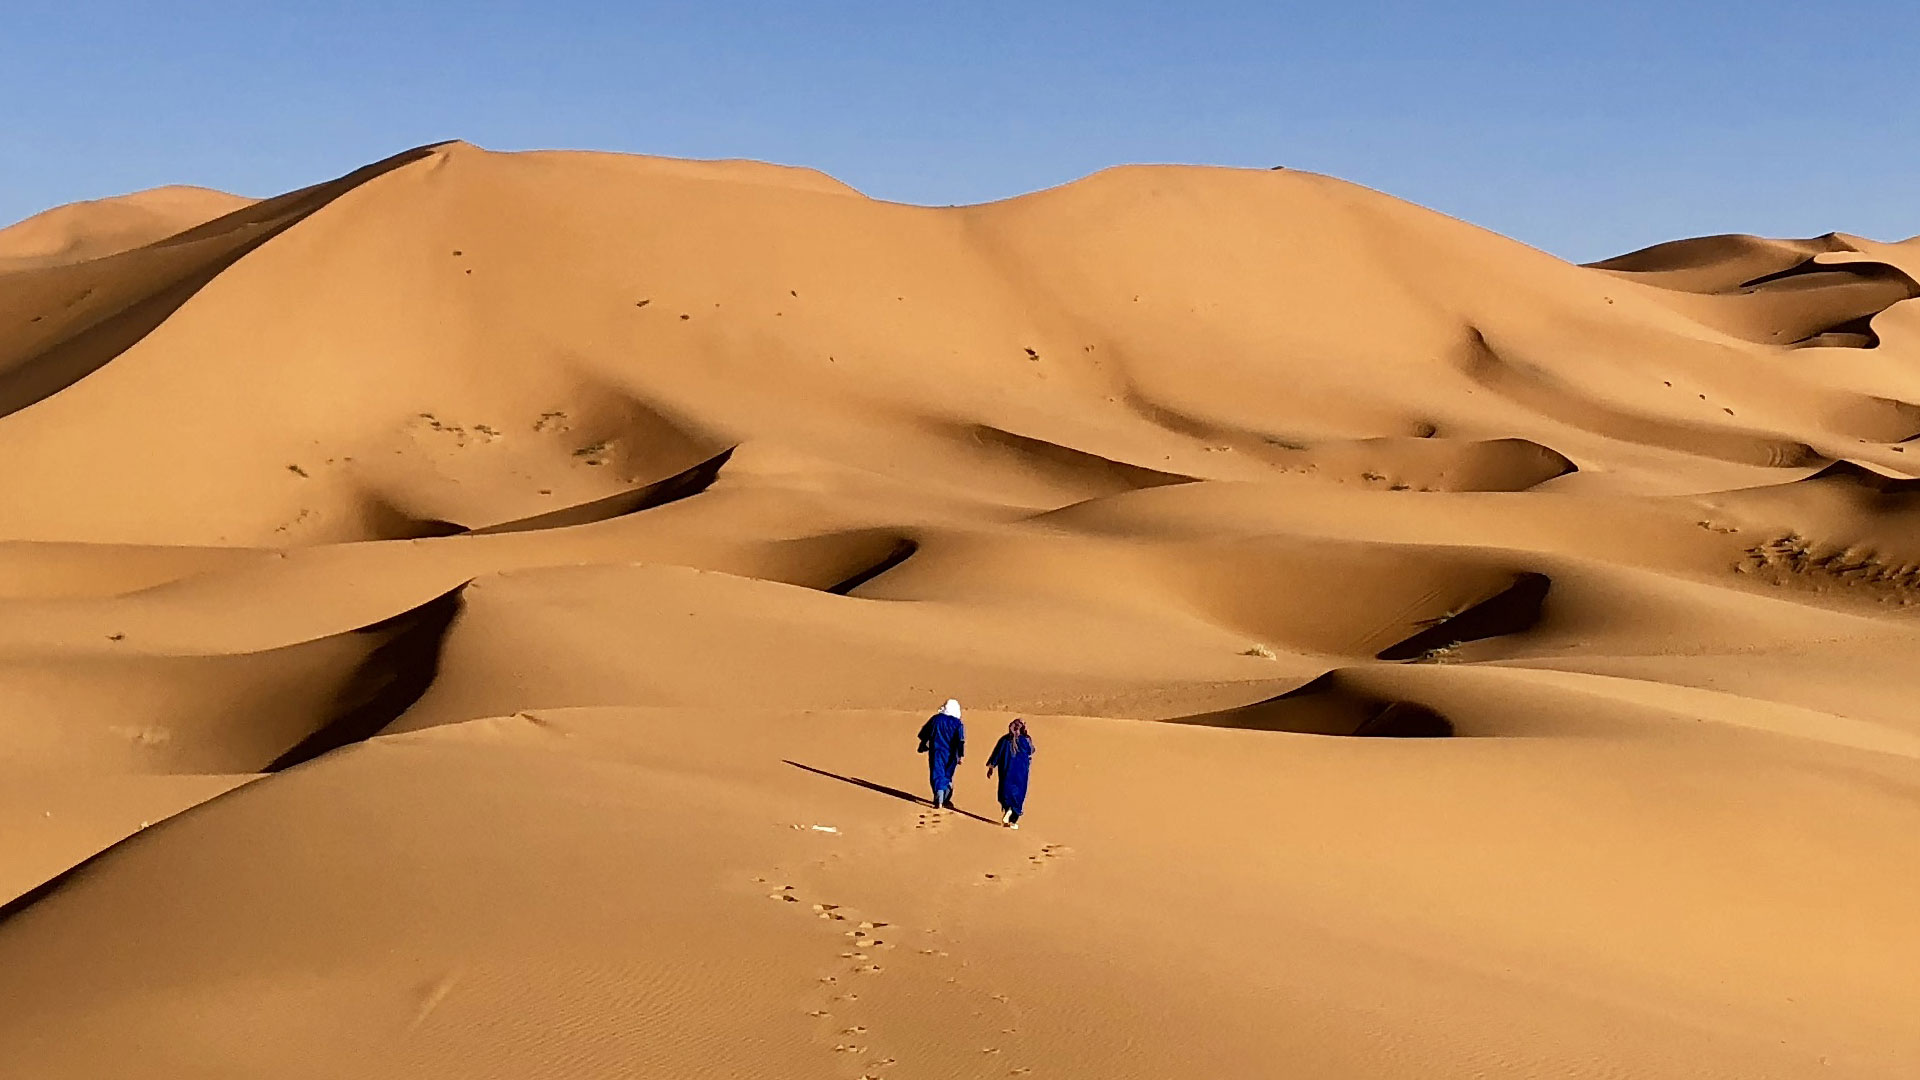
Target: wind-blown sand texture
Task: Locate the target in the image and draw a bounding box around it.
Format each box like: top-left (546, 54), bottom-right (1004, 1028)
top-left (2, 142), bottom-right (1917, 1078)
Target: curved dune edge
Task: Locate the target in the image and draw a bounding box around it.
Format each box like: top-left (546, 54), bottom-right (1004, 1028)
top-left (1585, 232), bottom-right (1920, 352)
top-left (825, 536), bottom-right (919, 595)
top-left (469, 445), bottom-right (737, 535)
top-left (1584, 232), bottom-right (1856, 288)
top-left (1375, 572), bottom-right (1551, 661)
top-left (1278, 436), bottom-right (1576, 492)
top-left (0, 583), bottom-right (464, 774)
top-left (0, 143), bottom-right (447, 421)
top-left (262, 586), bottom-right (465, 771)
top-left (1458, 328), bottom-right (1823, 467)
top-left (958, 424), bottom-right (1198, 500)
top-left (1797, 458), bottom-right (1920, 494)
top-left (1164, 671), bottom-right (1453, 738)
top-left (0, 186), bottom-right (257, 270)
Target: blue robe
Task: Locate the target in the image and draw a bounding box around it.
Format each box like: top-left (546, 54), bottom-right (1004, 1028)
top-left (917, 713), bottom-right (965, 799)
top-left (987, 734), bottom-right (1034, 814)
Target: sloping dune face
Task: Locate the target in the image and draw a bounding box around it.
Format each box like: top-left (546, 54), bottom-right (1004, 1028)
top-left (0, 185), bottom-right (256, 270)
top-left (2, 144), bottom-right (1919, 1079)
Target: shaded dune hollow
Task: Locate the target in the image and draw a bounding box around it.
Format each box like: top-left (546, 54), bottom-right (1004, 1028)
top-left (1737, 260), bottom-right (1920, 350)
top-left (1801, 459), bottom-right (1920, 495)
top-left (824, 536), bottom-right (919, 595)
top-left (1457, 328), bottom-right (1822, 467)
top-left (1168, 671), bottom-right (1453, 738)
top-left (960, 424), bottom-right (1196, 502)
top-left (264, 586), bottom-right (465, 770)
top-left (468, 446), bottom-right (736, 535)
top-left (1586, 233), bottom-right (1920, 350)
top-left (1375, 572), bottom-right (1552, 661)
top-left (0, 584), bottom-right (464, 775)
top-left (1586, 232), bottom-right (1866, 294)
top-left (1279, 436), bottom-right (1576, 492)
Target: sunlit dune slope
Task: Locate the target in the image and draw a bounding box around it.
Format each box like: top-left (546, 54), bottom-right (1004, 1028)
top-left (2, 142), bottom-right (1918, 1079)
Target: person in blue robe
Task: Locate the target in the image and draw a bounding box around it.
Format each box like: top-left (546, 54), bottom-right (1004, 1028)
top-left (917, 698), bottom-right (965, 808)
top-left (986, 718), bottom-right (1035, 828)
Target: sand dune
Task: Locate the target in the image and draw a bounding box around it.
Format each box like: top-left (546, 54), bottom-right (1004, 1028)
top-left (0, 185), bottom-right (254, 270)
top-left (2, 142), bottom-right (1918, 1077)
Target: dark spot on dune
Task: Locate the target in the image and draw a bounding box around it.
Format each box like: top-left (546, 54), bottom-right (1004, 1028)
top-left (680, 314), bottom-right (690, 320)
top-left (287, 464), bottom-right (308, 478)
top-left (1168, 671), bottom-right (1453, 738)
top-left (1800, 460), bottom-right (1920, 493)
top-left (264, 587), bottom-right (465, 771)
top-left (472, 448), bottom-right (736, 535)
top-left (452, 250), bottom-right (462, 256)
top-left (635, 299), bottom-right (649, 308)
top-left (826, 538), bottom-right (919, 595)
top-left (1376, 572), bottom-right (1551, 661)
top-left (106, 633), bottom-right (124, 642)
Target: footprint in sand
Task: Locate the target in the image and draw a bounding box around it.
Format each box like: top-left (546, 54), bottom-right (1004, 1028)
top-left (763, 873), bottom-right (912, 1072)
top-left (1025, 843), bottom-right (1070, 867)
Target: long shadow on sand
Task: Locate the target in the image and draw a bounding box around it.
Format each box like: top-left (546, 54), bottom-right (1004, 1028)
top-left (783, 760), bottom-right (998, 825)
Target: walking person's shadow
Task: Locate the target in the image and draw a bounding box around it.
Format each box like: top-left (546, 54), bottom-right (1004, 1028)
top-left (783, 760), bottom-right (998, 825)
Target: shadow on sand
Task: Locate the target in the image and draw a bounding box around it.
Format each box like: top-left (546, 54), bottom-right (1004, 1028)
top-left (783, 760), bottom-right (999, 825)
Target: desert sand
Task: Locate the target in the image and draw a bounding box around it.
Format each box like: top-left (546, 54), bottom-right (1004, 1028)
top-left (1, 141), bottom-right (1917, 1078)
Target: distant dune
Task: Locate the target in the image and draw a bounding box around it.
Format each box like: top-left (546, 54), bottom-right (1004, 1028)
top-left (0, 185), bottom-right (255, 270)
top-left (1, 142), bottom-right (1917, 1078)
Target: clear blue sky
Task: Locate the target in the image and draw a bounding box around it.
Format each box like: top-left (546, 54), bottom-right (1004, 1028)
top-left (3, 2), bottom-right (1914, 260)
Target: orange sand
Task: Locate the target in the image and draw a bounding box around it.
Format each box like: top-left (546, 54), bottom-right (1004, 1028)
top-left (1, 142), bottom-right (1917, 1078)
